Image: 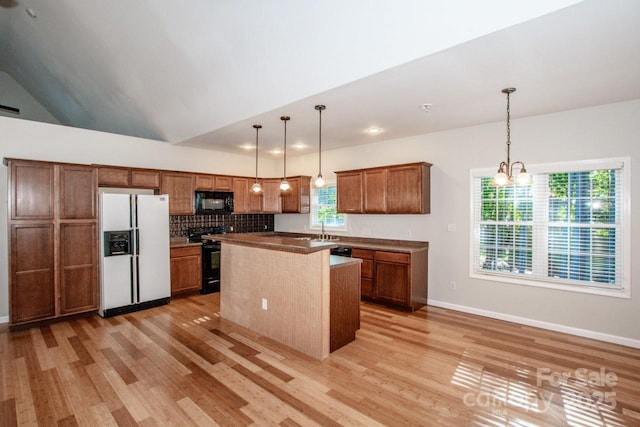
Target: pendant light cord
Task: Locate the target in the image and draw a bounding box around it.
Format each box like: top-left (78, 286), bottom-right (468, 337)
top-left (318, 108), bottom-right (322, 174)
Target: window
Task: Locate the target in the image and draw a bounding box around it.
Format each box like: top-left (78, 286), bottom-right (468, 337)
top-left (470, 158), bottom-right (630, 298)
top-left (310, 183), bottom-right (346, 230)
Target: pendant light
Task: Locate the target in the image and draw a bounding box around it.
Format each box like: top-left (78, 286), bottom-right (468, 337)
top-left (279, 115), bottom-right (291, 191)
top-left (251, 124), bottom-right (262, 193)
top-left (314, 105), bottom-right (326, 187)
top-left (491, 88), bottom-right (532, 186)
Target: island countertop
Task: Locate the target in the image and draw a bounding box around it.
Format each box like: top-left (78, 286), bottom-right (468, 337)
top-left (205, 232), bottom-right (339, 254)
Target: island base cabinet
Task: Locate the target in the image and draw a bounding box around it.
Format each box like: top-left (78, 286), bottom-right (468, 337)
top-left (330, 262), bottom-right (361, 352)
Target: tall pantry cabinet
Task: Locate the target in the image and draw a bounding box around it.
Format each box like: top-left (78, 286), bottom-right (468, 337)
top-left (6, 159), bottom-right (98, 326)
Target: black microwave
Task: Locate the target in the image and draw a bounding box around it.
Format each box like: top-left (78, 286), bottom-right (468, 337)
top-left (195, 191), bottom-right (234, 214)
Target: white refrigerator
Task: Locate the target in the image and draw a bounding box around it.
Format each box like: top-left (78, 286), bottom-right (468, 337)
top-left (99, 193), bottom-right (171, 317)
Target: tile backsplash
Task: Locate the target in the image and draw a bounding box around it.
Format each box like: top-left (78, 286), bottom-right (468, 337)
top-left (169, 214), bottom-right (274, 237)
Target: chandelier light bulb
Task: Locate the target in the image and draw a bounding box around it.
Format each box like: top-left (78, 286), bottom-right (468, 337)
top-left (279, 179), bottom-right (290, 191)
top-left (251, 181), bottom-right (262, 193)
top-left (315, 174), bottom-right (325, 188)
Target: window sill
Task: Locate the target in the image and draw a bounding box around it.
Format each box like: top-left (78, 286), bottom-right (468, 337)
top-left (470, 271), bottom-right (630, 299)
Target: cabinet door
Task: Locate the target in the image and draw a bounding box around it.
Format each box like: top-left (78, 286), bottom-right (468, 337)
top-left (60, 165), bottom-right (97, 219)
top-left (248, 180), bottom-right (264, 213)
top-left (10, 223), bottom-right (55, 324)
top-left (262, 179), bottom-right (282, 213)
top-left (98, 167), bottom-right (130, 187)
top-left (386, 165), bottom-right (426, 214)
top-left (131, 170), bottom-right (160, 189)
top-left (364, 168), bottom-right (387, 213)
top-left (351, 248), bottom-right (374, 298)
top-left (215, 176), bottom-right (233, 191)
top-left (232, 178), bottom-right (249, 213)
top-left (374, 260), bottom-right (410, 306)
top-left (170, 247), bottom-right (202, 295)
top-left (10, 161), bottom-right (54, 220)
top-left (161, 173), bottom-right (194, 215)
top-left (60, 223), bottom-right (98, 314)
top-left (336, 172), bottom-right (363, 213)
top-left (195, 174), bottom-right (215, 190)
top-left (281, 177), bottom-right (300, 213)
top-left (282, 177), bottom-right (310, 213)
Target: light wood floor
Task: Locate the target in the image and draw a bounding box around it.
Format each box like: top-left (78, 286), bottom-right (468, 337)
top-left (1, 294), bottom-right (639, 426)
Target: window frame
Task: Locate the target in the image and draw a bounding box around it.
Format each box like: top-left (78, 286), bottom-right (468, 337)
top-left (469, 157), bottom-right (631, 299)
top-left (309, 181), bottom-right (347, 232)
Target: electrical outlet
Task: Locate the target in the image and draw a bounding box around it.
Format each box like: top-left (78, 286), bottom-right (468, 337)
top-left (261, 298), bottom-right (268, 310)
top-left (449, 281), bottom-right (457, 291)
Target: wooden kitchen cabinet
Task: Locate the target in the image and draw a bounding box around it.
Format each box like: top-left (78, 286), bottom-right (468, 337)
top-left (10, 223), bottom-right (55, 324)
top-left (161, 172), bottom-right (194, 215)
top-left (352, 248), bottom-right (374, 298)
top-left (364, 168), bottom-right (387, 213)
top-left (262, 179), bottom-right (282, 213)
top-left (281, 176), bottom-right (311, 213)
top-left (170, 246), bottom-right (202, 296)
top-left (374, 251), bottom-right (411, 306)
top-left (214, 176), bottom-right (233, 191)
top-left (336, 162), bottom-right (431, 214)
top-left (59, 223), bottom-right (98, 314)
top-left (195, 174), bottom-right (215, 190)
top-left (6, 159), bottom-right (99, 326)
top-left (9, 160), bottom-right (54, 220)
top-left (131, 170), bottom-right (160, 188)
top-left (232, 177), bottom-right (249, 213)
top-left (98, 166), bottom-right (160, 189)
top-left (336, 171), bottom-right (363, 213)
top-left (351, 246), bottom-right (428, 311)
top-left (60, 165), bottom-right (97, 219)
top-left (98, 167), bottom-right (130, 187)
top-left (386, 163), bottom-right (431, 214)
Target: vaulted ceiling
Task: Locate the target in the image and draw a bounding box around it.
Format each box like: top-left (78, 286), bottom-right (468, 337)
top-left (2, 0), bottom-right (639, 157)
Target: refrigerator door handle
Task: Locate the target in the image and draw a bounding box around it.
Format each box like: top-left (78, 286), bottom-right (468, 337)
top-left (130, 256), bottom-right (135, 304)
top-left (135, 229), bottom-right (140, 255)
top-left (135, 256), bottom-right (141, 303)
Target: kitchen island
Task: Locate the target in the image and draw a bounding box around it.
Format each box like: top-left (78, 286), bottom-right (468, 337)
top-left (214, 233), bottom-right (361, 360)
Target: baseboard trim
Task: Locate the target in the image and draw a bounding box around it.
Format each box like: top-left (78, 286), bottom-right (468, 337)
top-left (427, 299), bottom-right (640, 349)
top-left (0, 316), bottom-right (8, 325)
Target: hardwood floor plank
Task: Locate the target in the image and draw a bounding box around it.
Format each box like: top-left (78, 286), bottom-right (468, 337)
top-left (100, 348), bottom-right (139, 385)
top-left (0, 398), bottom-right (17, 427)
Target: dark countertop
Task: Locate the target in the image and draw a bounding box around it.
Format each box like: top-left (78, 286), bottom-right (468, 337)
top-left (210, 233), bottom-right (338, 254)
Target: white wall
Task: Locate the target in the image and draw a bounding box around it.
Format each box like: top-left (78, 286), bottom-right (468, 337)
top-left (0, 116), bottom-right (280, 320)
top-left (277, 99), bottom-right (640, 345)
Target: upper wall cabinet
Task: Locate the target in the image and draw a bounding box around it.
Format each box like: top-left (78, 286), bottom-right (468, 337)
top-left (98, 166), bottom-right (160, 189)
top-left (9, 160), bottom-right (55, 220)
top-left (60, 165), bottom-right (97, 219)
top-left (281, 176), bottom-right (311, 214)
top-left (161, 172), bottom-right (195, 215)
top-left (336, 162), bottom-right (431, 214)
top-left (336, 171), bottom-right (363, 213)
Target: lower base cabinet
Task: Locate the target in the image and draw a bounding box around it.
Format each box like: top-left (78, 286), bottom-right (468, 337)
top-left (170, 246), bottom-right (202, 296)
top-left (352, 248), bottom-right (428, 311)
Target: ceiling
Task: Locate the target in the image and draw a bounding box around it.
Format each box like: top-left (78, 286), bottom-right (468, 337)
top-left (2, 0), bottom-right (639, 158)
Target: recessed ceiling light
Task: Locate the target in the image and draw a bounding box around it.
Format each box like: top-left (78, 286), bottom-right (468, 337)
top-left (419, 103), bottom-right (432, 111)
top-left (367, 127), bottom-right (383, 135)
top-left (270, 149), bottom-right (282, 155)
top-left (292, 142), bottom-right (306, 150)
top-left (239, 143), bottom-right (254, 150)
